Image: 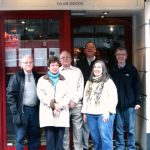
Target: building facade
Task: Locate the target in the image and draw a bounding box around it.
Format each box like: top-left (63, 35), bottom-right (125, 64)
top-left (0, 0), bottom-right (150, 149)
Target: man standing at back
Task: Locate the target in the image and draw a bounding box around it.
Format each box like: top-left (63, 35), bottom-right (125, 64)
top-left (111, 47), bottom-right (141, 150)
top-left (7, 55), bottom-right (40, 150)
top-left (76, 41), bottom-right (97, 150)
top-left (59, 51), bottom-right (84, 150)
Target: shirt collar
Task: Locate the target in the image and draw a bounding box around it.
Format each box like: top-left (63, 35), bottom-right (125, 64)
top-left (118, 63), bottom-right (126, 69)
top-left (59, 65), bottom-right (73, 71)
top-left (87, 56), bottom-right (96, 65)
top-left (24, 70), bottom-right (32, 75)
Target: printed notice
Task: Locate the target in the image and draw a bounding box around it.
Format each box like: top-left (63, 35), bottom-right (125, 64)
top-left (34, 48), bottom-right (47, 66)
top-left (5, 48), bottom-right (17, 67)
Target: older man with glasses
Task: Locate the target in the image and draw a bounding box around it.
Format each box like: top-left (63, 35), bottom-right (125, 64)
top-left (59, 51), bottom-right (84, 150)
top-left (6, 55), bottom-right (40, 150)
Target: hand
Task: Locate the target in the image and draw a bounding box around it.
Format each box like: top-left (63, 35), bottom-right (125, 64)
top-left (69, 101), bottom-right (77, 109)
top-left (54, 103), bottom-right (61, 112)
top-left (82, 114), bottom-right (87, 123)
top-left (135, 105), bottom-right (140, 110)
top-left (102, 112), bottom-right (109, 122)
top-left (53, 110), bottom-right (60, 117)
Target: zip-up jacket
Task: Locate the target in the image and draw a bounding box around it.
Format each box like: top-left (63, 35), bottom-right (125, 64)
top-left (111, 63), bottom-right (141, 108)
top-left (6, 69), bottom-right (40, 124)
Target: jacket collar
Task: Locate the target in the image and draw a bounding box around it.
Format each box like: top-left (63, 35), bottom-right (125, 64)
top-left (43, 73), bottom-right (65, 81)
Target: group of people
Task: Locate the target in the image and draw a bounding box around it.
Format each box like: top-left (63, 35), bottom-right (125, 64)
top-left (6, 41), bottom-right (141, 150)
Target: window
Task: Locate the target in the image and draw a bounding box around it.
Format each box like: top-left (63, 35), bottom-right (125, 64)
top-left (72, 17), bottom-right (132, 69)
top-left (5, 19), bottom-right (60, 73)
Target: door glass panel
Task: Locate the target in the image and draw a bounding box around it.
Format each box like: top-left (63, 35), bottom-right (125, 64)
top-left (73, 25), bottom-right (125, 69)
top-left (5, 19), bottom-right (60, 146)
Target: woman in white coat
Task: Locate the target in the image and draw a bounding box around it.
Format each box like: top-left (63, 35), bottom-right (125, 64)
top-left (82, 60), bottom-right (118, 150)
top-left (37, 56), bottom-right (71, 150)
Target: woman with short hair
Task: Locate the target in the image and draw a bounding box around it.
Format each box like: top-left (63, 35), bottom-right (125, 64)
top-left (37, 56), bottom-right (71, 150)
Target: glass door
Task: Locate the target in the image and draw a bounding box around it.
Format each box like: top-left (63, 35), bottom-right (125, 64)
top-left (72, 17), bottom-right (132, 70)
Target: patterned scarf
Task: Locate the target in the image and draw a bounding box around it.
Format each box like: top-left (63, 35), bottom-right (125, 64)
top-left (86, 76), bottom-right (104, 105)
top-left (47, 71), bottom-right (59, 89)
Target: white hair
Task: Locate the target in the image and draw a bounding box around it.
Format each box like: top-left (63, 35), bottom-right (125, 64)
top-left (19, 55), bottom-right (33, 68)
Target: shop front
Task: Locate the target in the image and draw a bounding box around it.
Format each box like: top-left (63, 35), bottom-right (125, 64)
top-left (0, 10), bottom-right (71, 150)
top-left (0, 5), bottom-right (141, 150)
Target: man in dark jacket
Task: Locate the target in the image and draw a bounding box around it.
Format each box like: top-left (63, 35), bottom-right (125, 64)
top-left (6, 55), bottom-right (40, 150)
top-left (111, 47), bottom-right (141, 150)
top-left (76, 41), bottom-right (97, 150)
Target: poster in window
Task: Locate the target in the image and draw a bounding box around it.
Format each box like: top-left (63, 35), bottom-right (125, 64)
top-left (34, 48), bottom-right (47, 66)
top-left (5, 48), bottom-right (17, 67)
top-left (5, 32), bottom-right (19, 48)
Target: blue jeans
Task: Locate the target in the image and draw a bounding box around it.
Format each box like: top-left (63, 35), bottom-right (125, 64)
top-left (87, 114), bottom-right (115, 150)
top-left (115, 107), bottom-right (136, 150)
top-left (45, 126), bottom-right (65, 150)
top-left (15, 106), bottom-right (40, 150)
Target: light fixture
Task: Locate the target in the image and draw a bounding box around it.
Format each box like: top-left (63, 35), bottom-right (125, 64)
top-left (100, 11), bottom-right (109, 18)
top-left (109, 26), bottom-right (114, 32)
top-left (21, 20), bottom-right (25, 24)
top-left (103, 11), bottom-right (109, 15)
top-left (28, 28), bottom-right (35, 32)
top-left (71, 11), bottom-right (86, 16)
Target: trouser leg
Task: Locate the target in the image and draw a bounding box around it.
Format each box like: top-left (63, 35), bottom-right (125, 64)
top-left (71, 106), bottom-right (83, 150)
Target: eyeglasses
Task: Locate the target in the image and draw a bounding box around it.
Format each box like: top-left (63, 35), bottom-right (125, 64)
top-left (22, 61), bottom-right (33, 65)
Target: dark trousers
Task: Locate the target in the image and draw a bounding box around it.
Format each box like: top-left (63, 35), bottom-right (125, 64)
top-left (45, 126), bottom-right (65, 150)
top-left (15, 106), bottom-right (40, 150)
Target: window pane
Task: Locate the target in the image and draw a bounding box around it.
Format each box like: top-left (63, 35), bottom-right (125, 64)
top-left (73, 24), bottom-right (125, 69)
top-left (5, 19), bottom-right (60, 69)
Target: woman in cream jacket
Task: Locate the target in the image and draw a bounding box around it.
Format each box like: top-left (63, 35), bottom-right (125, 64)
top-left (37, 56), bottom-right (72, 150)
top-left (82, 60), bottom-right (118, 150)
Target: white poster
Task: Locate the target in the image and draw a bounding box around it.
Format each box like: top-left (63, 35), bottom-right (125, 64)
top-left (5, 48), bottom-right (17, 67)
top-left (34, 48), bottom-right (47, 66)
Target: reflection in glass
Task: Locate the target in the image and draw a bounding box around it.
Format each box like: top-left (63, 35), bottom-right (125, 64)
top-left (73, 25), bottom-right (125, 69)
top-left (5, 19), bottom-right (60, 69)
top-left (5, 48), bottom-right (17, 67)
